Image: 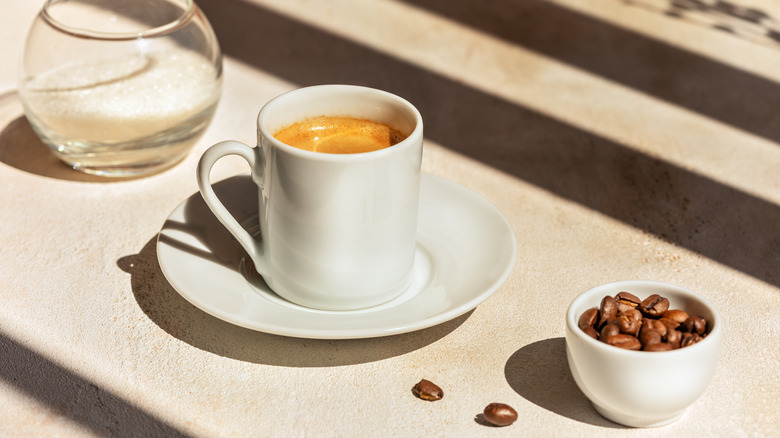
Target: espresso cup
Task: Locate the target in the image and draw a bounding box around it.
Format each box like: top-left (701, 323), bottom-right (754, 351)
top-left (197, 85), bottom-right (423, 310)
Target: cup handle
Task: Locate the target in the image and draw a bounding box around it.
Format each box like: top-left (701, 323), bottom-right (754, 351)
top-left (196, 140), bottom-right (267, 276)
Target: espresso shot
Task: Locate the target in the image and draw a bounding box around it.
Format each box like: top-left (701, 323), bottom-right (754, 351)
top-left (273, 115), bottom-right (407, 154)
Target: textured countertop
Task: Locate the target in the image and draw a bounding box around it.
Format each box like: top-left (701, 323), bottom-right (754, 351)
top-left (1, 0), bottom-right (778, 436)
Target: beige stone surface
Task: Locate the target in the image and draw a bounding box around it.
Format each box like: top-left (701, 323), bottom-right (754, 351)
top-left (1, 0), bottom-right (778, 436)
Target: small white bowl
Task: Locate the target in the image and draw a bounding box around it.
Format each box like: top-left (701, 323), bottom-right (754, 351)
top-left (565, 280), bottom-right (722, 427)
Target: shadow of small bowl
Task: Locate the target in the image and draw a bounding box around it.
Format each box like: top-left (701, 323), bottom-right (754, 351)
top-left (565, 280), bottom-right (722, 428)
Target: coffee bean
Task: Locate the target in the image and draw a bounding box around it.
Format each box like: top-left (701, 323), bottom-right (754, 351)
top-left (598, 296), bottom-right (618, 328)
top-left (639, 294), bottom-right (670, 318)
top-left (663, 309), bottom-right (689, 324)
top-left (644, 342), bottom-right (673, 352)
top-left (658, 317), bottom-right (680, 332)
top-left (666, 329), bottom-right (682, 349)
top-left (482, 403), bottom-right (518, 427)
top-left (412, 379), bottom-right (443, 401)
top-left (681, 332), bottom-right (700, 348)
top-left (599, 323), bottom-right (620, 342)
top-left (681, 316), bottom-right (707, 335)
top-left (641, 319), bottom-right (667, 338)
top-left (606, 334), bottom-right (642, 350)
top-left (623, 308), bottom-right (643, 323)
top-left (578, 292), bottom-right (709, 352)
top-left (613, 313), bottom-right (640, 336)
top-left (639, 329), bottom-right (662, 347)
top-left (615, 291), bottom-right (641, 312)
top-left (680, 318), bottom-right (693, 333)
top-left (582, 325), bottom-right (599, 339)
top-left (578, 307), bottom-right (598, 330)
top-left (621, 309), bottom-right (643, 336)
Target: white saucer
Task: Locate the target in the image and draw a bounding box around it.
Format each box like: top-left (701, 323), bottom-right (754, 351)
top-left (157, 173), bottom-right (517, 339)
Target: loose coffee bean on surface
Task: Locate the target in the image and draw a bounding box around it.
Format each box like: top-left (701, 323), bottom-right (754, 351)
top-left (482, 403), bottom-right (518, 427)
top-left (412, 379), bottom-right (443, 401)
top-left (578, 291), bottom-right (709, 352)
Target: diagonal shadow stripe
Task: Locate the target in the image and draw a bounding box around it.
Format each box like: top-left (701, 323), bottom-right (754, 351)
top-left (198, 0), bottom-right (780, 287)
top-left (400, 0), bottom-right (780, 145)
top-left (0, 332), bottom-right (193, 437)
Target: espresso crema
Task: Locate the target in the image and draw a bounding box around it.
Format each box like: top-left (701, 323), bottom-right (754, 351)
top-left (273, 115), bottom-right (406, 154)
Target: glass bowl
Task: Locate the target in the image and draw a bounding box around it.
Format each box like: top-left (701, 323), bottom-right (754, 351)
top-left (18, 0), bottom-right (222, 176)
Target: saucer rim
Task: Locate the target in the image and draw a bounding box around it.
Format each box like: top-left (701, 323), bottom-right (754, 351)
top-left (156, 173), bottom-right (517, 339)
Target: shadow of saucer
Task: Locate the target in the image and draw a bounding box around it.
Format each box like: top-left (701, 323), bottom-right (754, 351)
top-left (504, 337), bottom-right (622, 428)
top-left (118, 179), bottom-right (471, 366)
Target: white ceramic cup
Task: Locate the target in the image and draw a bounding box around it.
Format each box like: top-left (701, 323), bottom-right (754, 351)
top-left (197, 85), bottom-right (423, 310)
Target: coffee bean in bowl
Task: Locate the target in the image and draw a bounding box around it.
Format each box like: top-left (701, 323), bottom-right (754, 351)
top-left (578, 292), bottom-right (709, 351)
top-left (565, 280), bottom-right (722, 427)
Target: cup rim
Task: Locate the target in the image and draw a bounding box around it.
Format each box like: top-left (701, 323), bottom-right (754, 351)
top-left (566, 280), bottom-right (723, 357)
top-left (256, 84), bottom-right (424, 162)
top-left (41, 0), bottom-right (196, 41)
